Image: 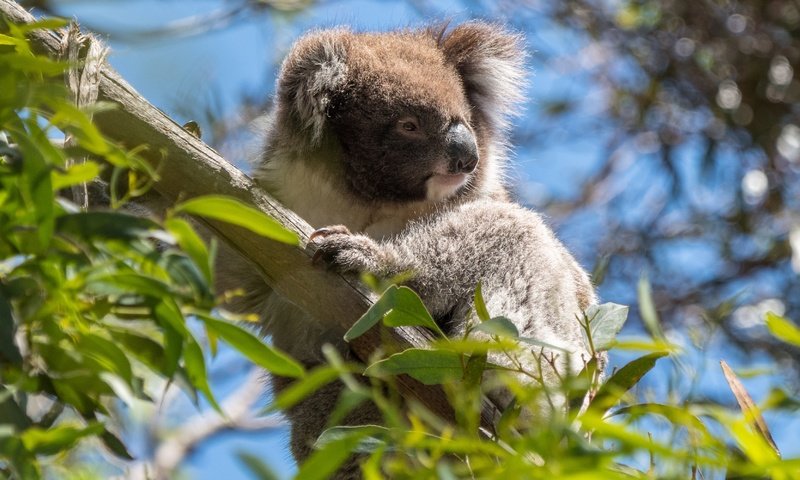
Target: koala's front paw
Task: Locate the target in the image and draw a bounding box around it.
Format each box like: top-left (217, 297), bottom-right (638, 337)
top-left (309, 225), bottom-right (384, 274)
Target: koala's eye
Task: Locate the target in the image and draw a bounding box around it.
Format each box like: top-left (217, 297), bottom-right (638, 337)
top-left (396, 116), bottom-right (422, 136)
top-left (401, 120), bottom-right (418, 132)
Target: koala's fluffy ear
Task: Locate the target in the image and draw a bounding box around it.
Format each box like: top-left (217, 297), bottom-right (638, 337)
top-left (277, 29), bottom-right (350, 144)
top-left (439, 22), bottom-right (526, 132)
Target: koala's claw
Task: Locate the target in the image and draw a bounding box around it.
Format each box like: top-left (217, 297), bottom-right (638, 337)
top-left (309, 225), bottom-right (351, 243)
top-left (309, 226), bottom-right (382, 274)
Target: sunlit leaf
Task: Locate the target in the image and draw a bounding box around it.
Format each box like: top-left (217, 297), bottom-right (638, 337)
top-left (198, 314), bottom-right (304, 378)
top-left (21, 422), bottom-right (104, 456)
top-left (267, 366), bottom-right (342, 413)
top-left (382, 286), bottom-right (444, 337)
top-left (473, 283), bottom-right (490, 322)
top-left (51, 161), bottom-right (100, 190)
top-left (765, 312), bottom-right (800, 347)
top-left (474, 316), bottom-right (519, 338)
top-left (586, 302), bottom-right (629, 351)
top-left (173, 195), bottom-right (298, 245)
top-left (720, 360), bottom-right (780, 456)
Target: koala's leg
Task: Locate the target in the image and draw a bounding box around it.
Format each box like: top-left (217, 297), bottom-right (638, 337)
top-left (272, 360), bottom-right (382, 480)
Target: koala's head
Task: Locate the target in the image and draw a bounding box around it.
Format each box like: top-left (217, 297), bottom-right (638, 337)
top-left (275, 22), bottom-right (525, 204)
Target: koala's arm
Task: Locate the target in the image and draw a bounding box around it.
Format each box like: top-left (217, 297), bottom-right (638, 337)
top-left (312, 200), bottom-right (596, 348)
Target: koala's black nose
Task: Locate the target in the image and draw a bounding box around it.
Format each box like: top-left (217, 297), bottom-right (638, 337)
top-left (445, 122), bottom-right (479, 174)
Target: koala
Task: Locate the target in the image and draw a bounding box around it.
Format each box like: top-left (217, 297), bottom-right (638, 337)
top-left (215, 22), bottom-right (598, 476)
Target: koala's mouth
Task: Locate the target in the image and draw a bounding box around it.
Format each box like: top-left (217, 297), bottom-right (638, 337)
top-left (425, 173), bottom-right (470, 202)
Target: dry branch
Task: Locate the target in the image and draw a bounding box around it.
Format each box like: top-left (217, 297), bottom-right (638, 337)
top-left (0, 0), bottom-right (499, 429)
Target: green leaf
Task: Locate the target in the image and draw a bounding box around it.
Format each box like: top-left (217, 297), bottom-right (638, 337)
top-left (364, 349), bottom-right (463, 385)
top-left (162, 324), bottom-right (183, 378)
top-left (344, 285), bottom-right (398, 341)
top-left (56, 211), bottom-right (159, 240)
top-left (76, 333), bottom-right (134, 385)
top-left (110, 329), bottom-right (168, 375)
top-left (474, 316), bottom-right (519, 338)
top-left (99, 429), bottom-right (134, 460)
top-left (198, 315), bottom-right (304, 378)
top-left (16, 18), bottom-right (71, 34)
top-left (473, 283), bottom-right (490, 322)
top-left (344, 286), bottom-right (444, 341)
top-left (0, 34), bottom-right (18, 46)
top-left (20, 422), bottom-right (104, 456)
top-left (637, 276), bottom-right (664, 340)
top-left (586, 302), bottom-right (629, 351)
top-left (165, 217), bottom-right (212, 285)
top-left (313, 425), bottom-right (387, 454)
top-left (294, 427), bottom-right (371, 480)
top-left (0, 292), bottom-right (22, 364)
top-left (765, 312), bottom-right (800, 346)
top-left (0, 386), bottom-right (32, 431)
top-left (463, 352), bottom-right (487, 391)
top-left (153, 298), bottom-right (190, 336)
top-left (237, 451), bottom-right (280, 480)
top-left (182, 336), bottom-right (221, 413)
top-left (612, 403), bottom-right (712, 439)
top-left (173, 195), bottom-right (298, 245)
top-left (590, 352), bottom-right (667, 412)
top-left (382, 287), bottom-right (444, 337)
top-left (51, 161), bottom-right (100, 190)
top-left (87, 273), bottom-right (171, 299)
top-left (268, 365), bottom-right (342, 413)
top-left (0, 433), bottom-right (40, 479)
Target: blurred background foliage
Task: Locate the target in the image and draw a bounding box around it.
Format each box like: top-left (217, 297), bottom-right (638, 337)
top-left (6, 0), bottom-right (800, 477)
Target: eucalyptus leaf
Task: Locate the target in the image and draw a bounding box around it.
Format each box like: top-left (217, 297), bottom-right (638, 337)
top-left (586, 302), bottom-right (629, 351)
top-left (174, 195), bottom-right (298, 245)
top-left (473, 283), bottom-right (491, 322)
top-left (20, 422), bottom-right (104, 456)
top-left (637, 276), bottom-right (664, 340)
top-left (364, 349), bottom-right (463, 385)
top-left (51, 161), bottom-right (100, 190)
top-left (182, 336), bottom-right (221, 413)
top-left (294, 427), bottom-right (371, 480)
top-left (344, 285), bottom-right (398, 341)
top-left (56, 211), bottom-right (159, 240)
top-left (765, 312), bottom-right (800, 347)
top-left (198, 315), bottom-right (304, 378)
top-left (382, 286), bottom-right (444, 337)
top-left (590, 352), bottom-right (667, 412)
top-left (313, 425), bottom-right (388, 454)
top-left (474, 316), bottom-right (519, 338)
top-left (165, 217), bottom-right (213, 284)
top-left (268, 365), bottom-right (342, 413)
